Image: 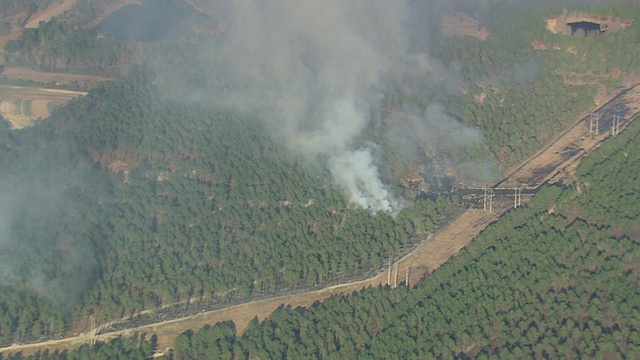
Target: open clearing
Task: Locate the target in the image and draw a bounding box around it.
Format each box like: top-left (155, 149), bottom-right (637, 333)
top-left (0, 85), bottom-right (86, 128)
top-left (2, 84), bottom-right (640, 357)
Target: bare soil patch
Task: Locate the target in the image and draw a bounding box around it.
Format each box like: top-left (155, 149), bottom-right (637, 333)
top-left (440, 12), bottom-right (490, 41)
top-left (25, 0), bottom-right (80, 29)
top-left (1, 67), bottom-right (112, 88)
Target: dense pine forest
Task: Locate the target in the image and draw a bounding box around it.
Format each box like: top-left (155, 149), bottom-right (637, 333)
top-left (159, 117), bottom-right (640, 358)
top-left (0, 70), bottom-right (460, 345)
top-left (8, 63), bottom-right (640, 360)
top-left (0, 0), bottom-right (639, 357)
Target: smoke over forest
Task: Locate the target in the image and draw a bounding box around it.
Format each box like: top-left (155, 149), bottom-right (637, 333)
top-left (1, 0), bottom-right (639, 350)
top-left (157, 0), bottom-right (497, 213)
top-left (0, 160), bottom-right (95, 310)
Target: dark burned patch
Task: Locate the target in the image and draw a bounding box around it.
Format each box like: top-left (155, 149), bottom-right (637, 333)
top-left (568, 21), bottom-right (606, 37)
top-left (546, 10), bottom-right (633, 37)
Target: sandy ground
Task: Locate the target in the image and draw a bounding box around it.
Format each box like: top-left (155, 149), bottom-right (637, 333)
top-left (2, 84), bottom-right (640, 357)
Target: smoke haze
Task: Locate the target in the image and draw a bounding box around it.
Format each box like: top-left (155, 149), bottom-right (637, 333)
top-left (0, 164), bottom-right (95, 310)
top-left (153, 0), bottom-right (499, 213)
top-left (168, 0), bottom-right (409, 213)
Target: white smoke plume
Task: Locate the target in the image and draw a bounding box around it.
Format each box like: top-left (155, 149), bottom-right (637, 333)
top-left (177, 0), bottom-right (417, 213)
top-left (156, 0), bottom-right (499, 213)
top-left (386, 104), bottom-right (498, 186)
top-left (329, 145), bottom-right (400, 214)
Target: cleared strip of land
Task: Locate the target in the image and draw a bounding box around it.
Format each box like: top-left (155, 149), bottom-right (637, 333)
top-left (1, 67), bottom-right (112, 88)
top-left (2, 84), bottom-right (640, 357)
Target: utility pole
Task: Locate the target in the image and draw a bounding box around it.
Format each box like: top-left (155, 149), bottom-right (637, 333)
top-left (387, 257), bottom-right (392, 286)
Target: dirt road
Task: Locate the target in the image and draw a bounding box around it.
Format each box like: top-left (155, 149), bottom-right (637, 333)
top-left (2, 84), bottom-right (639, 356)
top-left (24, 0), bottom-right (79, 29)
top-left (1, 67), bottom-right (113, 88)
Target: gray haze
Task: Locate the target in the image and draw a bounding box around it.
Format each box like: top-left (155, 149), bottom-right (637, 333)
top-left (386, 104), bottom-right (497, 185)
top-left (0, 173), bottom-right (95, 310)
top-left (157, 0), bottom-right (499, 213)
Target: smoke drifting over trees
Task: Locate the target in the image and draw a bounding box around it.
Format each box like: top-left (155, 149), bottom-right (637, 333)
top-left (0, 169), bottom-right (95, 311)
top-left (158, 0), bottom-right (495, 213)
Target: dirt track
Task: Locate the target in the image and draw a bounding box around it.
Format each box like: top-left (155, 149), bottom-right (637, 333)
top-left (24, 0), bottom-right (79, 29)
top-left (1, 67), bottom-right (113, 88)
top-left (2, 84), bottom-right (640, 356)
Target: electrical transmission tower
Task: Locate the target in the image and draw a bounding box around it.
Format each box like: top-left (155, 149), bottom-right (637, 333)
top-left (483, 187), bottom-right (494, 212)
top-left (90, 315), bottom-right (96, 346)
top-left (612, 114), bottom-right (620, 136)
top-left (589, 112), bottom-right (600, 135)
top-left (514, 188), bottom-right (522, 209)
top-left (405, 264), bottom-right (411, 290)
top-left (393, 262), bottom-right (399, 289)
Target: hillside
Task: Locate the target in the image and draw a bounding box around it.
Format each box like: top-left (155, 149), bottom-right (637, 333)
top-left (0, 0), bottom-right (639, 356)
top-left (165, 101), bottom-right (640, 359)
top-left (8, 71), bottom-right (640, 360)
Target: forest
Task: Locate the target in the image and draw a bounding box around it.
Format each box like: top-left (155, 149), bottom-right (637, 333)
top-left (7, 67), bottom-right (640, 360)
top-left (162, 117), bottom-right (640, 359)
top-left (0, 0), bottom-right (639, 357)
top-left (0, 69), bottom-right (462, 346)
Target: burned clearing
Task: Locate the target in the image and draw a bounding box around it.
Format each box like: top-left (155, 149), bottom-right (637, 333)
top-left (546, 10), bottom-right (633, 36)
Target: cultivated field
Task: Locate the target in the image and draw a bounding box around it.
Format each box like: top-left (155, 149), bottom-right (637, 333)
top-left (0, 85), bottom-right (86, 128)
